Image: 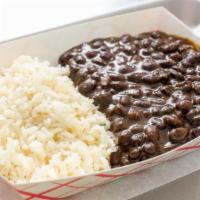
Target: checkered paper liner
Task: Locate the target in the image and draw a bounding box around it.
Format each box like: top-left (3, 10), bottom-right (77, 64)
top-left (0, 7), bottom-right (200, 200)
top-left (12, 137), bottom-right (200, 199)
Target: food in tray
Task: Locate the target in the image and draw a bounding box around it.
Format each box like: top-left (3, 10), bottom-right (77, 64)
top-left (0, 56), bottom-right (115, 183)
top-left (0, 30), bottom-right (200, 184)
top-left (59, 31), bottom-right (200, 167)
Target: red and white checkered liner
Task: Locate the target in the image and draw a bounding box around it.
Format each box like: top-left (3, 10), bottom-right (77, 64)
top-left (0, 7), bottom-right (199, 200)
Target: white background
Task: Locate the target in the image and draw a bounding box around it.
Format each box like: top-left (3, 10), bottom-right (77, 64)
top-left (0, 0), bottom-right (143, 42)
top-left (0, 1), bottom-right (200, 200)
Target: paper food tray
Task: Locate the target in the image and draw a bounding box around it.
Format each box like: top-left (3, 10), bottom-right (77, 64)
top-left (0, 7), bottom-right (199, 200)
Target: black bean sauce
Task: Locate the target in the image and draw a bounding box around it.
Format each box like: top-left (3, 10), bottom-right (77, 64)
top-left (59, 31), bottom-right (200, 167)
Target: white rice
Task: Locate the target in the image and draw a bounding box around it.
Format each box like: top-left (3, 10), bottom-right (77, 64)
top-left (0, 56), bottom-right (115, 184)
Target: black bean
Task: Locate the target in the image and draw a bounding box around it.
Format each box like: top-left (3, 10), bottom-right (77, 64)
top-left (191, 127), bottom-right (200, 138)
top-left (151, 52), bottom-right (165, 59)
top-left (169, 52), bottom-right (182, 61)
top-left (152, 39), bottom-right (163, 50)
top-left (119, 95), bottom-right (132, 106)
top-left (128, 108), bottom-right (142, 120)
top-left (143, 88), bottom-right (153, 96)
top-left (109, 81), bottom-right (128, 91)
top-left (149, 98), bottom-right (165, 105)
top-left (78, 79), bottom-right (96, 95)
top-left (113, 104), bottom-right (127, 116)
top-left (101, 46), bottom-right (109, 52)
top-left (143, 69), bottom-right (170, 83)
top-left (143, 142), bottom-right (156, 154)
top-left (118, 65), bottom-right (134, 74)
top-left (121, 34), bottom-right (132, 43)
top-left (110, 117), bottom-right (126, 132)
top-left (109, 73), bottom-right (125, 81)
top-left (144, 125), bottom-right (160, 142)
top-left (150, 31), bottom-right (161, 39)
top-left (181, 50), bottom-right (199, 68)
top-left (186, 108), bottom-right (200, 120)
top-left (172, 64), bottom-right (186, 74)
top-left (160, 85), bottom-right (174, 95)
top-left (86, 65), bottom-right (98, 74)
top-left (176, 100), bottom-right (193, 111)
top-left (140, 48), bottom-right (152, 56)
top-left (129, 125), bottom-right (144, 134)
top-left (128, 72), bottom-right (147, 83)
top-left (73, 70), bottom-right (88, 85)
top-left (133, 40), bottom-right (140, 47)
top-left (150, 98), bottom-right (165, 105)
top-left (118, 130), bottom-right (132, 146)
top-left (192, 115), bottom-right (200, 126)
top-left (117, 57), bottom-right (127, 66)
top-left (169, 127), bottom-right (188, 143)
top-left (178, 44), bottom-right (192, 52)
top-left (150, 106), bottom-right (161, 115)
top-left (141, 38), bottom-right (151, 48)
top-left (108, 37), bottom-right (118, 43)
top-left (92, 57), bottom-right (107, 66)
top-left (69, 63), bottom-right (80, 73)
top-left (175, 81), bottom-right (192, 92)
top-left (94, 90), bottom-right (112, 108)
top-left (129, 88), bottom-right (143, 98)
top-left (187, 69), bottom-right (196, 76)
top-left (129, 147), bottom-right (140, 159)
top-left (91, 72), bottom-right (101, 81)
top-left (158, 59), bottom-right (176, 67)
top-left (123, 45), bottom-right (134, 55)
top-left (100, 76), bottom-right (110, 86)
top-left (110, 150), bottom-right (122, 165)
top-left (86, 51), bottom-right (97, 58)
top-left (106, 104), bottom-right (115, 116)
top-left (169, 69), bottom-right (184, 80)
top-left (163, 114), bottom-right (183, 127)
top-left (141, 58), bottom-right (159, 71)
top-left (120, 153), bottom-right (130, 165)
top-left (150, 117), bottom-right (165, 129)
top-left (59, 52), bottom-right (73, 65)
top-left (130, 133), bottom-right (145, 146)
top-left (161, 42), bottom-right (179, 53)
top-left (74, 54), bottom-right (86, 64)
top-left (91, 39), bottom-right (103, 49)
top-left (192, 81), bottom-right (200, 94)
top-left (186, 75), bottom-right (200, 81)
top-left (143, 110), bottom-right (151, 118)
top-left (100, 51), bottom-right (113, 61)
top-left (193, 96), bottom-right (200, 105)
top-left (161, 104), bottom-right (175, 114)
top-left (133, 100), bottom-right (150, 108)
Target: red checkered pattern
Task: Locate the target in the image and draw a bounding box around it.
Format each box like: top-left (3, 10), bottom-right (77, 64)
top-left (3, 138), bottom-right (200, 199)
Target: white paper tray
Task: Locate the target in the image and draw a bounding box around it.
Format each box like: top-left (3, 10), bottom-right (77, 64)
top-left (0, 7), bottom-right (200, 200)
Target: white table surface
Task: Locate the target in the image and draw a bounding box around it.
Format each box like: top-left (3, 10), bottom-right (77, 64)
top-left (133, 170), bottom-right (200, 200)
top-left (68, 150), bottom-right (200, 200)
top-left (0, 1), bottom-right (200, 200)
